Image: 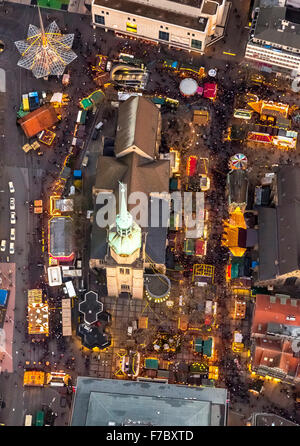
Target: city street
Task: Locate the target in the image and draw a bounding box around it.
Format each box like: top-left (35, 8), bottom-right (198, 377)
top-left (0, 0), bottom-right (298, 428)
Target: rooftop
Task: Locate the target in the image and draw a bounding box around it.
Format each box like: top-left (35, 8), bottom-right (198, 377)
top-left (227, 169), bottom-right (249, 208)
top-left (202, 0), bottom-right (218, 15)
top-left (93, 0), bottom-right (209, 32)
top-left (49, 216), bottom-right (74, 259)
top-left (115, 96), bottom-right (160, 160)
top-left (71, 377), bottom-right (228, 426)
top-left (253, 7), bottom-right (300, 50)
top-left (258, 166), bottom-right (300, 281)
top-left (253, 337), bottom-right (300, 380)
top-left (18, 104), bottom-right (58, 138)
top-left (78, 323), bottom-right (111, 350)
top-left (79, 291), bottom-right (103, 325)
top-left (144, 273), bottom-right (171, 299)
top-left (252, 294), bottom-right (300, 336)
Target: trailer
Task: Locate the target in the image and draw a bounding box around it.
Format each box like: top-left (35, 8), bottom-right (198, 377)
top-left (35, 411), bottom-right (44, 426)
top-left (76, 110), bottom-right (87, 125)
top-left (24, 414), bottom-right (32, 426)
top-left (22, 94), bottom-right (29, 112)
top-left (205, 300), bottom-right (213, 315)
top-left (28, 91), bottom-right (39, 111)
top-left (65, 280), bottom-right (76, 298)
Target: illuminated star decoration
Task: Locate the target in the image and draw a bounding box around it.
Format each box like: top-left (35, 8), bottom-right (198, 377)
top-left (15, 7), bottom-right (77, 79)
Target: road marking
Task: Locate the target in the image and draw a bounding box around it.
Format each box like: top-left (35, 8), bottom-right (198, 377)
top-left (223, 52), bottom-right (236, 56)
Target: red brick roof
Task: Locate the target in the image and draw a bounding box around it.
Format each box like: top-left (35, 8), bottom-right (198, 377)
top-left (203, 83), bottom-right (217, 99)
top-left (252, 294), bottom-right (300, 335)
top-left (253, 338), bottom-right (300, 378)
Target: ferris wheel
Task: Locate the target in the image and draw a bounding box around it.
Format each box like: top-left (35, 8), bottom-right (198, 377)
top-left (229, 153), bottom-right (248, 170)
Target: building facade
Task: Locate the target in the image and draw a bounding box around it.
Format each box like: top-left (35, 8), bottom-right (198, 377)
top-left (91, 0), bottom-right (230, 54)
top-left (245, 6), bottom-right (300, 77)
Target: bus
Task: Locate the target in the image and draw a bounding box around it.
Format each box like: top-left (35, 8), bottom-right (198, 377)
top-left (35, 410), bottom-right (44, 426)
top-left (24, 414), bottom-right (32, 426)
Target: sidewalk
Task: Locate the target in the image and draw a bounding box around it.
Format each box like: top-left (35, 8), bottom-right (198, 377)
top-left (0, 263), bottom-right (16, 373)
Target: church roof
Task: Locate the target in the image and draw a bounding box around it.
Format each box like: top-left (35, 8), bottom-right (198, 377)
top-left (114, 96), bottom-right (161, 159)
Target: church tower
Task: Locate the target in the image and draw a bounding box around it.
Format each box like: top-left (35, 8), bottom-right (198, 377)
top-left (106, 183), bottom-right (145, 299)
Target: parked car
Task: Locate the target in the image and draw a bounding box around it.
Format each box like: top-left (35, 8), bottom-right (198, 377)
top-left (10, 212), bottom-right (16, 224)
top-left (10, 197), bottom-right (15, 211)
top-left (106, 61), bottom-right (112, 72)
top-left (9, 242), bottom-right (14, 255)
top-left (0, 240), bottom-right (6, 252)
top-left (8, 181), bottom-right (15, 193)
top-left (10, 228), bottom-right (15, 241)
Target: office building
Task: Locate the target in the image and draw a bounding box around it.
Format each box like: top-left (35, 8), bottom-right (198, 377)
top-left (245, 5), bottom-right (300, 77)
top-left (91, 0), bottom-right (230, 54)
top-left (71, 377), bottom-right (228, 426)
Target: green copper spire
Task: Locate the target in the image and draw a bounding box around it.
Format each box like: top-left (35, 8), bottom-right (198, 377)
top-left (108, 182), bottom-right (142, 257)
top-left (116, 182), bottom-right (133, 236)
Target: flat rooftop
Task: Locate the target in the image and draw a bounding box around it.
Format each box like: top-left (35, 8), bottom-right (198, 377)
top-left (253, 7), bottom-right (300, 50)
top-left (71, 377), bottom-right (228, 426)
top-left (93, 0), bottom-right (209, 32)
top-left (49, 216), bottom-right (73, 258)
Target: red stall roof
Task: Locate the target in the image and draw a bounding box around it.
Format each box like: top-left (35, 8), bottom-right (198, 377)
top-left (187, 155), bottom-right (197, 176)
top-left (203, 83), bottom-right (217, 99)
top-left (195, 239), bottom-right (206, 256)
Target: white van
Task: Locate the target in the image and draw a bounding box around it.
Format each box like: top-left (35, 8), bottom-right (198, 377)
top-left (95, 121), bottom-right (103, 130)
top-left (81, 155), bottom-right (89, 168)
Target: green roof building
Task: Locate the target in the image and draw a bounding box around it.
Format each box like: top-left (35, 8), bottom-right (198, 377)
top-left (203, 338), bottom-right (213, 357)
